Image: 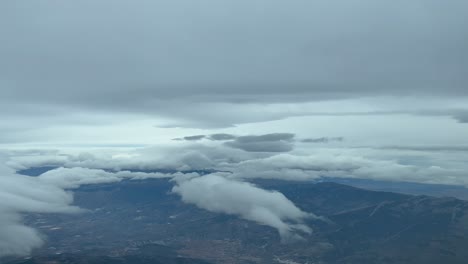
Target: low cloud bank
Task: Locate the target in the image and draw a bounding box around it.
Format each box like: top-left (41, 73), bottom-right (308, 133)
top-left (38, 167), bottom-right (176, 189)
top-left (2, 135), bottom-right (468, 256)
top-left (7, 141), bottom-right (468, 187)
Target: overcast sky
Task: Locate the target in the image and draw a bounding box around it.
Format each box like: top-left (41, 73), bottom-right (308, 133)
top-left (1, 0), bottom-right (468, 146)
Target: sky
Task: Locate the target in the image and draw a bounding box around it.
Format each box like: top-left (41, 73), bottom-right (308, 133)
top-left (1, 0), bottom-right (468, 146)
top-left (1, 0), bottom-right (468, 258)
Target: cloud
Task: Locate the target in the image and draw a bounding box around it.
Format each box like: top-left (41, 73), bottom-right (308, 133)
top-left (0, 0), bottom-right (467, 134)
top-left (225, 141), bottom-right (293, 153)
top-left (175, 132), bottom-right (298, 143)
top-left (173, 135), bottom-right (206, 141)
top-left (301, 137), bottom-right (344, 143)
top-left (7, 146), bottom-right (246, 172)
top-left (38, 167), bottom-right (180, 189)
top-left (172, 174), bottom-right (315, 240)
top-left (0, 214), bottom-right (43, 257)
top-left (453, 111), bottom-right (468, 123)
top-left (170, 132), bottom-right (297, 153)
top-left (225, 151), bottom-right (468, 187)
top-left (173, 133), bottom-right (297, 152)
top-left (0, 156), bottom-right (82, 257)
top-left (208, 133), bottom-right (237, 141)
top-left (233, 133), bottom-right (295, 143)
top-left (225, 133), bottom-right (295, 152)
top-left (2, 0), bottom-right (468, 105)
top-left (183, 135), bottom-right (206, 141)
top-left (8, 142), bottom-right (468, 188)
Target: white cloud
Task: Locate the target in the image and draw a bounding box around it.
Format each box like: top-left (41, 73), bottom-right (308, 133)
top-left (224, 150), bottom-right (468, 186)
top-left (172, 174), bottom-right (315, 241)
top-left (0, 156), bottom-right (81, 257)
top-left (38, 167), bottom-right (184, 189)
top-left (0, 214), bottom-right (43, 257)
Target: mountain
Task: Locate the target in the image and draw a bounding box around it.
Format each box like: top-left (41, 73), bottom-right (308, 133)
top-left (18, 166), bottom-right (468, 200)
top-left (7, 177), bottom-right (468, 264)
top-left (323, 177), bottom-right (468, 200)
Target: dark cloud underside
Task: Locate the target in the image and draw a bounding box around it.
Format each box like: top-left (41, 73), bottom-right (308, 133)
top-left (302, 137), bottom-right (344, 143)
top-left (225, 133), bottom-right (295, 152)
top-left (208, 134), bottom-right (237, 141)
top-left (1, 0), bottom-right (467, 119)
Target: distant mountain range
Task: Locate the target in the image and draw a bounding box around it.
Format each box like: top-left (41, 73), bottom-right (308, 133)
top-left (17, 166), bottom-right (468, 200)
top-left (6, 169), bottom-right (468, 264)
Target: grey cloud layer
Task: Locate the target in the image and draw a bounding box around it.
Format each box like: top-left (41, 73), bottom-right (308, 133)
top-left (225, 133), bottom-right (295, 152)
top-left (1, 0), bottom-right (467, 129)
top-left (302, 137), bottom-right (344, 143)
top-left (175, 133), bottom-right (345, 152)
top-left (208, 134), bottom-right (237, 141)
top-left (173, 135), bottom-right (207, 141)
top-left (174, 134), bottom-right (237, 141)
top-left (174, 133), bottom-right (296, 152)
